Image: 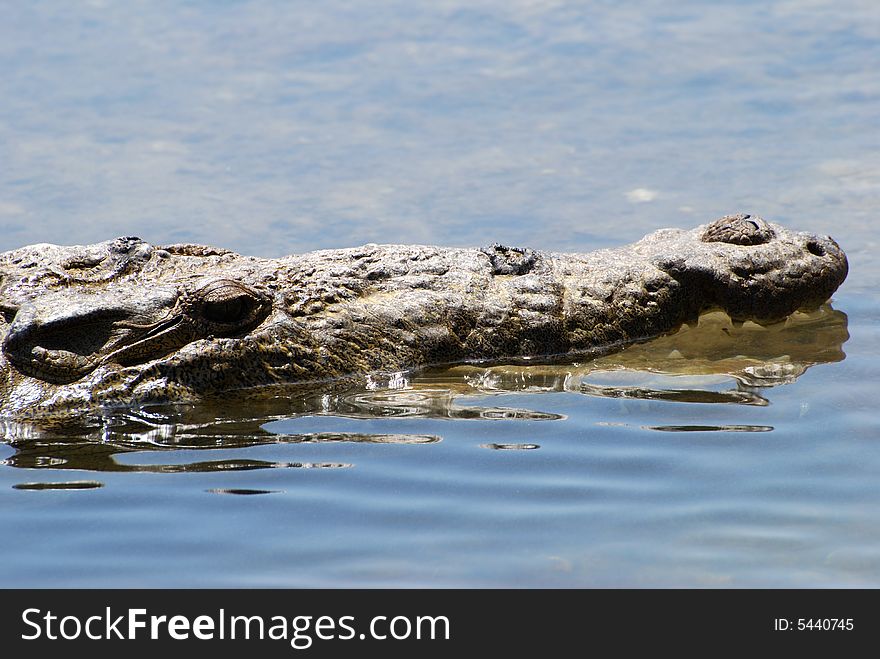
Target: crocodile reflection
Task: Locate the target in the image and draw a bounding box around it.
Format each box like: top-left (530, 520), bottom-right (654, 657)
top-left (438, 305), bottom-right (848, 391)
top-left (1, 303), bottom-right (848, 475)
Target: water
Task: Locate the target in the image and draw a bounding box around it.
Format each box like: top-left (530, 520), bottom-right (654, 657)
top-left (1, 0), bottom-right (878, 587)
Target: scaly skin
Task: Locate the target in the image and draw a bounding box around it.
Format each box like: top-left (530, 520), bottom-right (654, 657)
top-left (0, 214), bottom-right (847, 417)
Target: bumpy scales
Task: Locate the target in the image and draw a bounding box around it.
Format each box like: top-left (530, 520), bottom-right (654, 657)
top-left (0, 215), bottom-right (847, 416)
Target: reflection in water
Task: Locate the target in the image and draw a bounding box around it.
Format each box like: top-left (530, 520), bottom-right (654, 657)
top-left (332, 389), bottom-right (563, 420)
top-left (0, 438), bottom-right (354, 473)
top-left (646, 425), bottom-right (774, 433)
top-left (208, 489), bottom-right (282, 496)
top-left (116, 459), bottom-right (352, 473)
top-left (577, 383), bottom-right (769, 406)
top-left (0, 305), bottom-right (848, 477)
top-left (598, 307), bottom-right (847, 387)
top-left (481, 443), bottom-right (541, 450)
top-left (13, 480), bottom-right (103, 490)
top-left (432, 305), bottom-right (847, 394)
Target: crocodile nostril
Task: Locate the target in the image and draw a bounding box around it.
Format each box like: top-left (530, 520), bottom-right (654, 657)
top-left (702, 214), bottom-right (775, 246)
top-left (806, 240), bottom-right (827, 257)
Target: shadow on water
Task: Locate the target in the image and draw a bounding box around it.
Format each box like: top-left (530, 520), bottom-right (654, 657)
top-left (0, 305), bottom-right (848, 480)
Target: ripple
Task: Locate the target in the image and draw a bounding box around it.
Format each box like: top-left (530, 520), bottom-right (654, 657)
top-left (739, 363), bottom-right (808, 387)
top-left (207, 488), bottom-right (281, 496)
top-left (271, 432), bottom-right (441, 445)
top-left (120, 459), bottom-right (353, 473)
top-left (13, 480), bottom-right (103, 490)
top-left (579, 382), bottom-right (769, 406)
top-left (338, 389), bottom-right (563, 420)
top-left (646, 425), bottom-right (774, 433)
top-left (480, 443), bottom-right (541, 450)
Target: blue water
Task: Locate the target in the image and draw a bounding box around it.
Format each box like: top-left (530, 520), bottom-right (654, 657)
top-left (1, 1), bottom-right (879, 587)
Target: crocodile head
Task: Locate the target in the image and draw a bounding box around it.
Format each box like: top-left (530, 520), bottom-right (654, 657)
top-left (0, 216), bottom-right (848, 418)
top-left (0, 238), bottom-right (287, 415)
top-left (2, 278), bottom-right (271, 384)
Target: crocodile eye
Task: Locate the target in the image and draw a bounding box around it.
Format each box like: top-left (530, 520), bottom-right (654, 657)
top-left (193, 280), bottom-right (270, 331)
top-left (203, 295), bottom-right (251, 323)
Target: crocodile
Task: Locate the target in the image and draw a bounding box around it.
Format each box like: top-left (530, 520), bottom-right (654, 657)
top-left (0, 214), bottom-right (847, 417)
